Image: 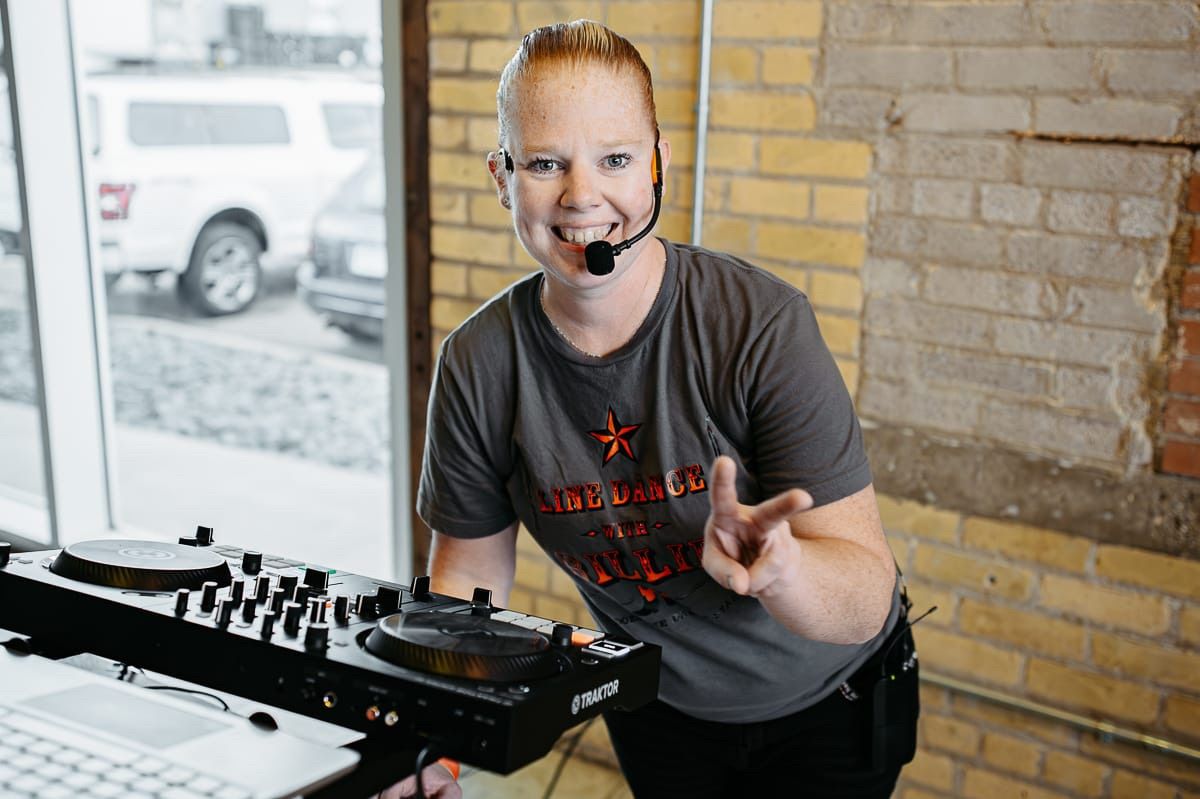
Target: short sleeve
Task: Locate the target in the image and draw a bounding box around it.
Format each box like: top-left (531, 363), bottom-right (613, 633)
top-left (417, 344), bottom-right (518, 538)
top-left (740, 296), bottom-right (872, 507)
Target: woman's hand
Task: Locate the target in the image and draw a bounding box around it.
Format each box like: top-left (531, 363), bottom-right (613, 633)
top-left (375, 762), bottom-right (462, 799)
top-left (702, 455), bottom-right (812, 598)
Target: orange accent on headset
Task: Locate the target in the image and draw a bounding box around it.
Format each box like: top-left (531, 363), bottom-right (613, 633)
top-left (436, 757), bottom-right (461, 780)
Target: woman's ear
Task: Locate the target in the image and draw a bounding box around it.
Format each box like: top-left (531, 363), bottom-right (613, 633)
top-left (487, 151), bottom-right (512, 209)
top-left (655, 138), bottom-right (672, 185)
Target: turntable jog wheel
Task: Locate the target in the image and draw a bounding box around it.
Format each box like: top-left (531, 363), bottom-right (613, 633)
top-left (49, 540), bottom-right (233, 591)
top-left (365, 612), bottom-right (562, 683)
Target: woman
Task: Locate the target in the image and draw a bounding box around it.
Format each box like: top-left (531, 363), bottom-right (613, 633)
top-left (397, 19), bottom-right (917, 799)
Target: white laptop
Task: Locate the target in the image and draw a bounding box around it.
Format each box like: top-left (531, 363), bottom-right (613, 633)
top-left (0, 645), bottom-right (360, 799)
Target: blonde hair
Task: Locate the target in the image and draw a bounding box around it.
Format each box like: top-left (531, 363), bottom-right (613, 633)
top-left (496, 20), bottom-right (657, 147)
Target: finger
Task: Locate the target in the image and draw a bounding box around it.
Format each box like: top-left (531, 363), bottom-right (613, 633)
top-left (749, 488), bottom-right (812, 532)
top-left (707, 456), bottom-right (741, 526)
top-left (703, 523), bottom-right (750, 594)
top-left (744, 531), bottom-right (793, 596)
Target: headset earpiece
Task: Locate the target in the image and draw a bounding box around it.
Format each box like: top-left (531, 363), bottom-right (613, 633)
top-left (502, 150), bottom-right (514, 173)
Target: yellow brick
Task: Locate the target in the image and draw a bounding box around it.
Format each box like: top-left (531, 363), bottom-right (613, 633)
top-left (431, 152), bottom-right (493, 190)
top-left (1091, 632), bottom-right (1199, 692)
top-left (429, 38), bottom-right (468, 72)
top-left (1182, 604), bottom-right (1200, 646)
top-left (964, 517), bottom-right (1091, 573)
top-left (467, 116), bottom-right (499, 152)
top-left (469, 193), bottom-right (512, 228)
top-left (1039, 574), bottom-right (1171, 635)
top-left (428, 2), bottom-right (514, 35)
top-left (959, 599), bottom-right (1086, 659)
top-left (468, 267), bottom-right (528, 300)
top-left (834, 358), bottom-right (859, 395)
top-left (905, 580), bottom-right (957, 627)
top-left (712, 45), bottom-right (758, 84)
top-left (815, 312), bottom-right (859, 356)
top-left (514, 550), bottom-right (550, 591)
top-left (469, 38), bottom-right (518, 74)
top-left (1096, 544), bottom-right (1200, 601)
top-left (701, 215), bottom-right (752, 254)
top-left (757, 223), bottom-right (865, 268)
top-left (609, 1), bottom-right (700, 36)
top-left (711, 91), bottom-right (815, 132)
top-left (431, 224), bottom-right (511, 266)
top-left (703, 176), bottom-right (728, 212)
top-left (664, 127), bottom-right (695, 168)
top-left (1111, 770), bottom-right (1183, 799)
top-left (763, 47), bottom-right (815, 85)
top-left (904, 749), bottom-right (955, 791)
top-left (920, 714), bottom-right (980, 757)
top-left (706, 132), bottom-right (756, 171)
top-left (431, 190), bottom-right (469, 224)
top-left (952, 696), bottom-right (1077, 746)
top-left (762, 138), bottom-right (872, 178)
top-left (506, 586), bottom-right (535, 612)
top-left (900, 790), bottom-right (948, 799)
top-left (1026, 658), bottom-right (1161, 726)
top-left (534, 593), bottom-right (584, 625)
top-left (814, 185), bottom-right (870, 224)
top-left (981, 732), bottom-right (1041, 778)
top-left (549, 562), bottom-right (580, 597)
top-left (516, 2), bottom-right (604, 32)
top-left (430, 77), bottom-right (498, 113)
top-left (1165, 693), bottom-right (1200, 740)
top-left (913, 545), bottom-right (1034, 601)
top-left (657, 209), bottom-right (691, 243)
top-left (431, 296), bottom-right (483, 331)
top-left (429, 114), bottom-right (467, 150)
top-left (713, 2), bottom-right (822, 39)
top-left (876, 495), bottom-right (959, 541)
top-left (654, 43), bottom-right (698, 82)
top-left (1043, 751), bottom-right (1107, 798)
top-left (756, 260), bottom-right (807, 290)
top-left (811, 271), bottom-right (862, 311)
top-left (914, 627), bottom-right (1024, 686)
top-left (921, 684), bottom-right (951, 712)
top-left (1077, 735), bottom-right (1200, 789)
top-left (430, 331), bottom-right (447, 359)
top-left (656, 87), bottom-right (696, 126)
top-left (431, 261), bottom-right (468, 296)
top-left (728, 177), bottom-right (809, 220)
top-left (962, 768), bottom-right (1070, 799)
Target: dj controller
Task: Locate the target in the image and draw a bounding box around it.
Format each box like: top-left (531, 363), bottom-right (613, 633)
top-left (0, 528), bottom-right (660, 775)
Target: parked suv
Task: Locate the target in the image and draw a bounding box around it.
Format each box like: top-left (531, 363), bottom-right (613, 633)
top-left (296, 150), bottom-right (385, 340)
top-left (85, 71), bottom-right (381, 315)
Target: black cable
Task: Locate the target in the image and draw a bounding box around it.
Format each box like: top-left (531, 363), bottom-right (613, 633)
top-left (542, 717), bottom-right (596, 799)
top-left (879, 605), bottom-right (937, 677)
top-left (142, 685), bottom-right (232, 712)
top-left (414, 743), bottom-right (437, 799)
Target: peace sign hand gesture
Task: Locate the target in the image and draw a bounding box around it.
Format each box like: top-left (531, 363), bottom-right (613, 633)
top-left (702, 456), bottom-right (813, 598)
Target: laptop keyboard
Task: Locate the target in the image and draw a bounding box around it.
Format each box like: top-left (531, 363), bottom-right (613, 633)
top-left (0, 706), bottom-right (252, 799)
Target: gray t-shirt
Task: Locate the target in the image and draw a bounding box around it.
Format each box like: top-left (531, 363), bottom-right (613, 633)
top-left (418, 240), bottom-right (898, 723)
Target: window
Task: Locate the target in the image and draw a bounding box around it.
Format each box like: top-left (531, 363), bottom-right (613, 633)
top-left (128, 103), bottom-right (289, 146)
top-left (321, 102), bottom-right (380, 149)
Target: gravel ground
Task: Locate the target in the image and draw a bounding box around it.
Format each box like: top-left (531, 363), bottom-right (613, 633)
top-left (0, 307), bottom-right (389, 474)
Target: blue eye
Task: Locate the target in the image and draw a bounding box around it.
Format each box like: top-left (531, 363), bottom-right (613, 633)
top-left (604, 153), bottom-right (632, 169)
top-left (529, 159), bottom-right (559, 173)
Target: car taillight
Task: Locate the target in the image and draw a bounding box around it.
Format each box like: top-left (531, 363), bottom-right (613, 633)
top-left (98, 183), bottom-right (134, 220)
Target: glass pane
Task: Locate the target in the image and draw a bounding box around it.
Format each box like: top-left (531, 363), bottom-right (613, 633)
top-left (73, 1), bottom-right (390, 574)
top-left (0, 24), bottom-right (50, 540)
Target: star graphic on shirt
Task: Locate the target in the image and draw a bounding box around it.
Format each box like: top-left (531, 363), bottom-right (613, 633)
top-left (588, 407), bottom-right (642, 465)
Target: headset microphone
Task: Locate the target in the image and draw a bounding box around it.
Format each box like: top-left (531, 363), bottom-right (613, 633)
top-left (501, 136), bottom-right (664, 278)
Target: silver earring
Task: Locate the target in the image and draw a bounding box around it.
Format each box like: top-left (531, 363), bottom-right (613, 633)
top-left (501, 196), bottom-right (511, 209)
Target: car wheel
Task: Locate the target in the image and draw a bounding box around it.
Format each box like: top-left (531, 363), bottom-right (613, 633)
top-left (180, 222), bottom-right (263, 316)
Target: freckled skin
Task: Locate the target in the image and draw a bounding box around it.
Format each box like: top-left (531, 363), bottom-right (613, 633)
top-left (489, 63), bottom-right (672, 319)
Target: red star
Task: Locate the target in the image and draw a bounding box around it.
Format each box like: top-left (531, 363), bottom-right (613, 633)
top-left (588, 408), bottom-right (641, 465)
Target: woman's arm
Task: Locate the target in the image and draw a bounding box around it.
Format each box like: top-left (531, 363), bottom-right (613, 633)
top-left (428, 523), bottom-right (519, 606)
top-left (702, 457), bottom-right (894, 645)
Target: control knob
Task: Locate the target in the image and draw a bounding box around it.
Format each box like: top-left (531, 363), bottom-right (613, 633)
top-left (241, 551), bottom-right (262, 576)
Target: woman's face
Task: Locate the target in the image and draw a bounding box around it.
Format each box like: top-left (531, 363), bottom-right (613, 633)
top-left (492, 63), bottom-right (670, 287)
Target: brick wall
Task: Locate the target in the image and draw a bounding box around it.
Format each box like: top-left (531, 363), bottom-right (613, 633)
top-left (1163, 164), bottom-right (1200, 478)
top-left (422, 1), bottom-right (1200, 793)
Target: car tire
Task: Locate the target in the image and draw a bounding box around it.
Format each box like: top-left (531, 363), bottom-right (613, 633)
top-left (180, 222), bottom-right (263, 316)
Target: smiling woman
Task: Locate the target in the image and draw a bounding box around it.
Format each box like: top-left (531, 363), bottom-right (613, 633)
top-left (406, 19), bottom-right (916, 799)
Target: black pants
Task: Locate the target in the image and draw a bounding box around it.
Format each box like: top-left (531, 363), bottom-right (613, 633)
top-left (603, 627), bottom-right (918, 799)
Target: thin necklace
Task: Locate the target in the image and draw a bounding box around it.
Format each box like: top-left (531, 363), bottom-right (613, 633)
top-left (540, 260), bottom-right (663, 359)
